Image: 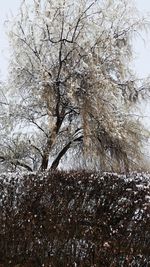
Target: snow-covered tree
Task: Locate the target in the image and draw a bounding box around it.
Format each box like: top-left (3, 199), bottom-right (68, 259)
top-left (1, 0), bottom-right (150, 172)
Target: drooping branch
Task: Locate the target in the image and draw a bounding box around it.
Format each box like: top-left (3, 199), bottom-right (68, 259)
top-left (50, 135), bottom-right (83, 170)
top-left (0, 156), bottom-right (33, 172)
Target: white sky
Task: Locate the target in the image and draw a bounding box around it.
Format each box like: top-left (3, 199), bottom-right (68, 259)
top-left (0, 0), bottom-right (150, 80)
top-left (133, 0), bottom-right (150, 78)
top-left (0, 0), bottom-right (20, 81)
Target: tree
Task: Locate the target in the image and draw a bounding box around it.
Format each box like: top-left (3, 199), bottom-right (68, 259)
top-left (1, 0), bottom-right (149, 172)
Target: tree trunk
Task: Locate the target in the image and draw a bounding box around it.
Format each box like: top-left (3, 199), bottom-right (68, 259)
top-left (40, 135), bottom-right (54, 171)
top-left (41, 154), bottom-right (49, 171)
top-left (40, 112), bottom-right (65, 171)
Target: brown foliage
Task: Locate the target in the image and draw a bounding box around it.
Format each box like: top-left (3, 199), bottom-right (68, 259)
top-left (0, 171), bottom-right (150, 266)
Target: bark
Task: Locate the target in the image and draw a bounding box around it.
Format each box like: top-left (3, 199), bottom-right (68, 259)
top-left (40, 135), bottom-right (54, 171)
top-left (41, 155), bottom-right (49, 171)
top-left (40, 107), bottom-right (65, 171)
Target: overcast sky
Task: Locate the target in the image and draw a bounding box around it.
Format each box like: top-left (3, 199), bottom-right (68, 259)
top-left (0, 0), bottom-right (20, 81)
top-left (0, 0), bottom-right (150, 80)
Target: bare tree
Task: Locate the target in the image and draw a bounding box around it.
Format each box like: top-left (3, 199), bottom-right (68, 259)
top-left (1, 0), bottom-right (149, 172)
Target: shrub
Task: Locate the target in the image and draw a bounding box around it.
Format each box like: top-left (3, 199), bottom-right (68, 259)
top-left (0, 171), bottom-right (150, 266)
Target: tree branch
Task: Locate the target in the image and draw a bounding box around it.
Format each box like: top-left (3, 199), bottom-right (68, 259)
top-left (50, 135), bottom-right (83, 170)
top-left (0, 156), bottom-right (33, 172)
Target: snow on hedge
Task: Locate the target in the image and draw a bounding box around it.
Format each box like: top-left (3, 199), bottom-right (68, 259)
top-left (0, 171), bottom-right (150, 266)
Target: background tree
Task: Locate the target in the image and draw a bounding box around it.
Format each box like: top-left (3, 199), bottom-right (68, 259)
top-left (1, 0), bottom-right (149, 172)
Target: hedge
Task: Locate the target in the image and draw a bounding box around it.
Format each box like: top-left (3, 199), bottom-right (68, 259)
top-left (0, 171), bottom-right (150, 266)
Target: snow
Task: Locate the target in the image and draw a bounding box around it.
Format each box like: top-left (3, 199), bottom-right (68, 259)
top-left (0, 170), bottom-right (150, 266)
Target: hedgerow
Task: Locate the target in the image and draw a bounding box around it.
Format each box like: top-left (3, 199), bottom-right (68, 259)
top-left (0, 171), bottom-right (150, 266)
